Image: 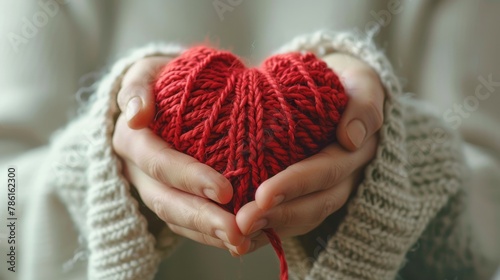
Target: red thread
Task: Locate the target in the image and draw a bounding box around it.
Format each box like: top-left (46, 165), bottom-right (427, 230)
top-left (150, 46), bottom-right (348, 280)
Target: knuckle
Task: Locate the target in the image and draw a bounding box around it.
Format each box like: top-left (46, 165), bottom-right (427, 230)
top-left (200, 232), bottom-right (213, 246)
top-left (118, 83), bottom-right (146, 107)
top-left (279, 205), bottom-right (296, 227)
top-left (320, 193), bottom-right (341, 221)
top-left (362, 96), bottom-right (384, 130)
top-left (326, 163), bottom-right (341, 186)
top-left (141, 145), bottom-right (175, 184)
top-left (191, 201), bottom-right (213, 234)
top-left (315, 154), bottom-right (343, 188)
top-left (191, 210), bottom-right (204, 233)
top-left (151, 194), bottom-right (169, 222)
top-left (285, 166), bottom-right (309, 196)
top-left (180, 161), bottom-right (202, 193)
top-left (144, 153), bottom-right (167, 183)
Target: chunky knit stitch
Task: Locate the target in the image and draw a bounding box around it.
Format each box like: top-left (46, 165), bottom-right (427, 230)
top-left (52, 43), bottom-right (186, 279)
top-left (49, 31), bottom-right (480, 280)
top-left (149, 46), bottom-right (348, 279)
top-left (277, 31), bottom-right (469, 280)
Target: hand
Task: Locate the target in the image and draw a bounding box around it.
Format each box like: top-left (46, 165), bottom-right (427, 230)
top-left (331, 53), bottom-right (385, 151)
top-left (112, 56), bottom-right (252, 255)
top-left (233, 53), bottom-right (384, 254)
top-left (113, 52), bottom-right (385, 256)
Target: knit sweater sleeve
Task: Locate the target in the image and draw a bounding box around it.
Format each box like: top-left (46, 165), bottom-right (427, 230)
top-left (275, 31), bottom-right (491, 280)
top-left (50, 43), bottom-right (185, 280)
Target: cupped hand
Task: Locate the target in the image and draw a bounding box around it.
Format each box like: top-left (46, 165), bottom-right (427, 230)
top-left (233, 53), bottom-right (385, 254)
top-left (113, 52), bottom-right (385, 257)
top-left (112, 56), bottom-right (251, 255)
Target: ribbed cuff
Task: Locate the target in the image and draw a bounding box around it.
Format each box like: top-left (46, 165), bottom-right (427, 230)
top-left (277, 30), bottom-right (462, 280)
top-left (56, 43), bottom-right (185, 279)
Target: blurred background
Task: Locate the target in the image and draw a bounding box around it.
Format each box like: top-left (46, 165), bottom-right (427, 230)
top-left (0, 0), bottom-right (499, 279)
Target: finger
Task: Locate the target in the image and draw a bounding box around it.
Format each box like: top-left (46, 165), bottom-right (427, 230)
top-left (127, 162), bottom-right (245, 246)
top-left (254, 136), bottom-right (377, 210)
top-left (114, 115), bottom-right (233, 203)
top-left (243, 228), bottom-right (305, 255)
top-left (117, 56), bottom-right (171, 129)
top-left (238, 225), bottom-right (336, 255)
top-left (324, 53), bottom-right (385, 151)
top-left (237, 175), bottom-right (355, 236)
top-left (167, 224), bottom-right (228, 250)
top-left (236, 230), bottom-right (267, 255)
top-left (243, 224), bottom-right (331, 254)
top-left (167, 224), bottom-right (252, 255)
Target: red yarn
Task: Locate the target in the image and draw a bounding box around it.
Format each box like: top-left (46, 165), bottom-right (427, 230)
top-left (150, 46), bottom-right (347, 280)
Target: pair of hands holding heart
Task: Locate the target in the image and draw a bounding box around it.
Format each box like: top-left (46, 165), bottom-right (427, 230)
top-left (112, 52), bottom-right (383, 256)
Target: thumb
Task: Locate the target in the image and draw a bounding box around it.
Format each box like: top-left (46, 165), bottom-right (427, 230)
top-left (335, 70), bottom-right (384, 151)
top-left (323, 53), bottom-right (384, 151)
top-left (117, 56), bottom-right (171, 129)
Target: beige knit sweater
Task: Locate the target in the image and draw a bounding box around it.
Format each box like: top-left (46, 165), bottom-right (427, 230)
top-left (35, 30), bottom-right (492, 279)
top-left (1, 2), bottom-right (500, 280)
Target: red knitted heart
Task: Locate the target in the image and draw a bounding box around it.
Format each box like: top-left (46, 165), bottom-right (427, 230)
top-left (150, 46), bottom-right (347, 280)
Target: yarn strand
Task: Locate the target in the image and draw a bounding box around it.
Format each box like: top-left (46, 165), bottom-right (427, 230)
top-left (264, 228), bottom-right (289, 280)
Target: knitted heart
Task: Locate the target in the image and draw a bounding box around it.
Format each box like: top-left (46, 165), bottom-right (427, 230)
top-left (150, 46), bottom-right (347, 280)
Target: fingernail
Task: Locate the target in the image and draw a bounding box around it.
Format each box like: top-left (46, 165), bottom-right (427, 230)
top-left (205, 172), bottom-right (230, 199)
top-left (249, 230), bottom-right (263, 239)
top-left (249, 219), bottom-right (267, 234)
top-left (223, 242), bottom-right (240, 257)
top-left (203, 188), bottom-right (219, 202)
top-left (346, 119), bottom-right (366, 148)
top-left (215, 230), bottom-right (230, 243)
top-left (270, 194), bottom-right (285, 208)
top-left (126, 96), bottom-right (142, 121)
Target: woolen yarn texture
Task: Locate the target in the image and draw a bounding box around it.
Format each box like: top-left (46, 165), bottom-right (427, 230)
top-left (149, 45), bottom-right (348, 279)
top-left (48, 31), bottom-right (480, 280)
